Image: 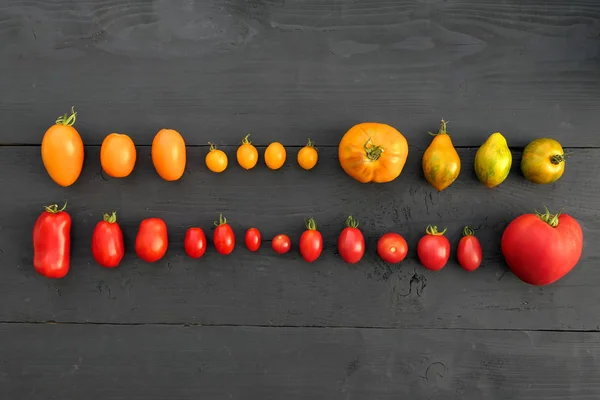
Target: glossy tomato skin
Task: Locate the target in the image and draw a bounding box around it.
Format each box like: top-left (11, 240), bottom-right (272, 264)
top-left (338, 216), bottom-right (365, 264)
top-left (213, 214), bottom-right (235, 255)
top-left (152, 129), bottom-right (186, 181)
top-left (245, 228), bottom-right (261, 252)
top-left (417, 226), bottom-right (450, 271)
top-left (135, 218), bottom-right (168, 263)
top-left (501, 212), bottom-right (583, 285)
top-left (377, 233), bottom-right (408, 264)
top-left (264, 142), bottom-right (286, 170)
top-left (101, 133), bottom-right (137, 178)
top-left (92, 212), bottom-right (125, 268)
top-left (299, 218), bottom-right (323, 262)
top-left (184, 227), bottom-right (206, 259)
top-left (33, 203), bottom-right (71, 278)
top-left (272, 234), bottom-right (291, 255)
top-left (457, 227), bottom-right (482, 272)
top-left (297, 139), bottom-right (318, 170)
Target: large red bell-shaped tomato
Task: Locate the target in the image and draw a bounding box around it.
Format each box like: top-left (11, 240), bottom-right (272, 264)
top-left (501, 207), bottom-right (583, 286)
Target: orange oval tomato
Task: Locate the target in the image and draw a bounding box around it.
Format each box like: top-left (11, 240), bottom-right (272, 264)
top-left (41, 107), bottom-right (84, 187)
top-left (297, 138), bottom-right (318, 170)
top-left (338, 122), bottom-right (408, 183)
top-left (206, 143), bottom-right (228, 173)
top-left (101, 133), bottom-right (137, 178)
top-left (236, 134), bottom-right (258, 170)
top-left (422, 119), bottom-right (461, 191)
top-left (265, 142), bottom-right (286, 170)
top-left (152, 129), bottom-right (186, 181)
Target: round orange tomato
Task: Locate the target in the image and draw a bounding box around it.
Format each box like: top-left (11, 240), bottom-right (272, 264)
top-left (101, 133), bottom-right (137, 178)
top-left (152, 129), bottom-right (186, 181)
top-left (338, 122), bottom-right (408, 183)
top-left (206, 143), bottom-right (228, 173)
top-left (236, 134), bottom-right (258, 170)
top-left (297, 138), bottom-right (318, 170)
top-left (265, 142), bottom-right (286, 170)
top-left (41, 107), bottom-right (85, 187)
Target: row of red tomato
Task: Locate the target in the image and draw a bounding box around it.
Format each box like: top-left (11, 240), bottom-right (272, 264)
top-left (33, 203), bottom-right (483, 279)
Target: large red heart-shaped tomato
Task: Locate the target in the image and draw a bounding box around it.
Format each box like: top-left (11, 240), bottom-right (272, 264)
top-left (501, 208), bottom-right (583, 286)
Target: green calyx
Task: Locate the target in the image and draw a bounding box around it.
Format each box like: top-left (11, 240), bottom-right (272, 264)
top-left (103, 211), bottom-right (117, 224)
top-left (363, 138), bottom-right (384, 161)
top-left (208, 142), bottom-right (218, 151)
top-left (345, 215), bottom-right (359, 228)
top-left (429, 119), bottom-right (449, 136)
top-left (305, 138), bottom-right (315, 148)
top-left (241, 134), bottom-right (252, 145)
top-left (535, 205), bottom-right (563, 228)
top-left (550, 154), bottom-right (565, 165)
top-left (305, 217), bottom-right (317, 231)
top-left (426, 225), bottom-right (447, 236)
top-left (462, 226), bottom-right (475, 237)
top-left (214, 213), bottom-right (228, 227)
top-left (44, 201), bottom-right (68, 214)
top-left (55, 106), bottom-right (77, 126)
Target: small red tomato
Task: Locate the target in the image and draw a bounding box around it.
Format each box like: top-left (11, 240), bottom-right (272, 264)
top-left (272, 234), bottom-right (291, 254)
top-left (135, 217), bottom-right (168, 263)
top-left (33, 202), bottom-right (71, 279)
top-left (92, 211), bottom-right (125, 268)
top-left (457, 226), bottom-right (482, 272)
top-left (417, 225), bottom-right (450, 271)
top-left (184, 227), bottom-right (206, 259)
top-left (245, 228), bottom-right (261, 252)
top-left (213, 214), bottom-right (235, 255)
top-left (377, 232), bottom-right (408, 264)
top-left (338, 216), bottom-right (365, 264)
top-left (299, 218), bottom-right (323, 262)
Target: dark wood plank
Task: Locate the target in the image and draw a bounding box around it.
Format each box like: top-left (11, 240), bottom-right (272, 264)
top-left (0, 145), bottom-right (598, 329)
top-left (0, 0), bottom-right (598, 146)
top-left (2, 323), bottom-right (600, 400)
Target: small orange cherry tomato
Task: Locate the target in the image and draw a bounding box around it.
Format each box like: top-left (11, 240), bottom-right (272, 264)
top-left (152, 128), bottom-right (186, 181)
top-left (264, 142), bottom-right (286, 170)
top-left (206, 143), bottom-right (228, 173)
top-left (41, 107), bottom-right (84, 187)
top-left (297, 138), bottom-right (318, 170)
top-left (236, 134), bottom-right (258, 170)
top-left (101, 133), bottom-right (137, 178)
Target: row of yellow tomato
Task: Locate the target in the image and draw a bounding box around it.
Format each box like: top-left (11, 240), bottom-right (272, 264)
top-left (41, 108), bottom-right (319, 187)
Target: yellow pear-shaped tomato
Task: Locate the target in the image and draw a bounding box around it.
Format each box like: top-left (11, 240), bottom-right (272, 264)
top-left (41, 107), bottom-right (84, 187)
top-left (474, 132), bottom-right (512, 188)
top-left (521, 138), bottom-right (565, 184)
top-left (152, 129), bottom-right (186, 181)
top-left (422, 119), bottom-right (461, 191)
top-left (338, 122), bottom-right (408, 183)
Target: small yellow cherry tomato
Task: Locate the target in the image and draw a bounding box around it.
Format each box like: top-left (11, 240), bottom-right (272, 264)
top-left (297, 138), bottom-right (318, 170)
top-left (236, 134), bottom-right (259, 170)
top-left (205, 142), bottom-right (228, 173)
top-left (264, 142), bottom-right (286, 170)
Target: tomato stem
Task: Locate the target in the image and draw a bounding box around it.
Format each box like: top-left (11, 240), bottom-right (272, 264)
top-left (535, 205), bottom-right (563, 228)
top-left (462, 226), bottom-right (475, 237)
top-left (345, 215), bottom-right (359, 228)
top-left (550, 154), bottom-right (565, 165)
top-left (44, 200), bottom-right (68, 214)
top-left (425, 225), bottom-right (447, 236)
top-left (306, 138), bottom-right (315, 148)
top-left (241, 134), bottom-right (252, 145)
top-left (363, 138), bottom-right (384, 161)
top-left (305, 217), bottom-right (317, 230)
top-left (208, 142), bottom-right (218, 152)
top-left (103, 211), bottom-right (117, 224)
top-left (428, 119), bottom-right (449, 136)
top-left (214, 213), bottom-right (228, 227)
top-left (55, 106), bottom-right (77, 126)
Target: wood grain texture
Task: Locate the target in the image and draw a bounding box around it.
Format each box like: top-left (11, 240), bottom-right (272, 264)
top-left (2, 323), bottom-right (600, 400)
top-left (1, 145), bottom-right (598, 329)
top-left (0, 0), bottom-right (598, 146)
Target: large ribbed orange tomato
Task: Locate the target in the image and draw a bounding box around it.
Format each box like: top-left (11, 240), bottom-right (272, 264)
top-left (338, 122), bottom-right (409, 183)
top-left (152, 129), bottom-right (186, 181)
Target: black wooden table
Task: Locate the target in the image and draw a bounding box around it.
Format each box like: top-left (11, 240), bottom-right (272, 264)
top-left (1, 1), bottom-right (599, 399)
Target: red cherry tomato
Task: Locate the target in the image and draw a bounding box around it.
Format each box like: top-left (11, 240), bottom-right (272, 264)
top-left (92, 211), bottom-right (125, 268)
top-left (417, 225), bottom-right (450, 271)
top-left (245, 228), bottom-right (261, 252)
top-left (135, 217), bottom-right (168, 263)
top-left (33, 202), bottom-right (71, 279)
top-left (184, 227), bottom-right (206, 259)
top-left (338, 216), bottom-right (365, 264)
top-left (457, 226), bottom-right (482, 271)
top-left (377, 232), bottom-right (408, 264)
top-left (299, 218), bottom-right (323, 262)
top-left (213, 214), bottom-right (235, 255)
top-left (272, 234), bottom-right (291, 254)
